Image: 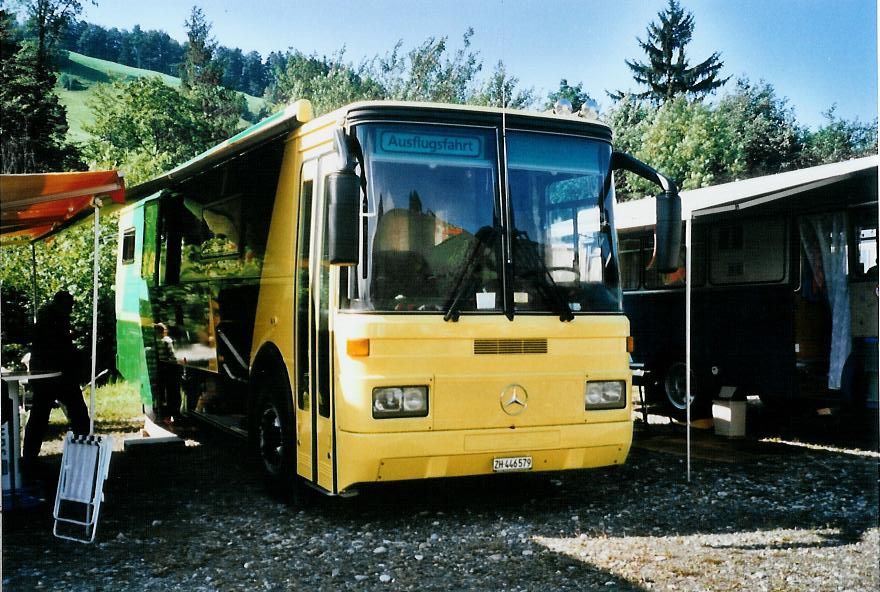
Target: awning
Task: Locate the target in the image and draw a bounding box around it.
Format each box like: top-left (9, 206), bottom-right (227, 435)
top-left (616, 155), bottom-right (878, 230)
top-left (0, 170), bottom-right (126, 244)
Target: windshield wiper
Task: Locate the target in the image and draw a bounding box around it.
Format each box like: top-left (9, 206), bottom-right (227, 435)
top-left (443, 226), bottom-right (499, 322)
top-left (512, 230), bottom-right (574, 322)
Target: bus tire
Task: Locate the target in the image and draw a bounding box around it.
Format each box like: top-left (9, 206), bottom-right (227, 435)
top-left (661, 362), bottom-right (711, 421)
top-left (252, 367), bottom-right (300, 503)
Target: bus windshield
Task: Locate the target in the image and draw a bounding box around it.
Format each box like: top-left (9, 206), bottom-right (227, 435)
top-left (346, 122), bottom-right (618, 314)
top-left (352, 123), bottom-right (502, 313)
top-left (507, 131), bottom-right (618, 313)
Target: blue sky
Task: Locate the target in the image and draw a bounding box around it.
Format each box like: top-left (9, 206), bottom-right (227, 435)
top-left (78, 0), bottom-right (877, 129)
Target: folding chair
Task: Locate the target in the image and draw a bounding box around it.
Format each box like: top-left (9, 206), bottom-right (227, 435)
top-left (53, 432), bottom-right (113, 543)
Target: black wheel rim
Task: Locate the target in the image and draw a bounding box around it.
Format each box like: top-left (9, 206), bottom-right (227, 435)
top-left (259, 403), bottom-right (284, 475)
top-left (665, 363), bottom-right (696, 410)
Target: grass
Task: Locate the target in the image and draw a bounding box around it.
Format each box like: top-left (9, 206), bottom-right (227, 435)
top-left (57, 51), bottom-right (269, 143)
top-left (49, 379), bottom-right (143, 427)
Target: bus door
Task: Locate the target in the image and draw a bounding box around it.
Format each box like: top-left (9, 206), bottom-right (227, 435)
top-left (294, 156), bottom-right (336, 492)
top-left (294, 162), bottom-right (316, 483)
top-left (314, 153), bottom-right (337, 492)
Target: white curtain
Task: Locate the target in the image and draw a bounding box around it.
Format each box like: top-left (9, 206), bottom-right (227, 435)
top-left (798, 212), bottom-right (851, 390)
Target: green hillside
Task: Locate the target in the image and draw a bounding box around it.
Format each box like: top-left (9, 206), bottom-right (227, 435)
top-left (56, 51), bottom-right (269, 142)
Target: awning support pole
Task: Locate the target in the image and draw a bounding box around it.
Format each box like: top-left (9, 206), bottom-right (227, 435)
top-left (88, 198), bottom-right (102, 436)
top-left (685, 214), bottom-right (693, 483)
top-left (31, 242), bottom-right (38, 324)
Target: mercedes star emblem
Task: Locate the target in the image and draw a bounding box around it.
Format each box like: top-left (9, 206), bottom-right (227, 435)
top-left (500, 384), bottom-right (528, 416)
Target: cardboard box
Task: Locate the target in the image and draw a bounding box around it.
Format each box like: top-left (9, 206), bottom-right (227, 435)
top-left (713, 400), bottom-right (746, 438)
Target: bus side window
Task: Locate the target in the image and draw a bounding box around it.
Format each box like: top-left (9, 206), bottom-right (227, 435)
top-left (644, 235), bottom-right (686, 289)
top-left (296, 179), bottom-right (314, 411)
top-left (642, 226), bottom-right (703, 289)
top-left (317, 175), bottom-right (332, 419)
top-left (142, 201), bottom-right (159, 285)
top-left (158, 198), bottom-right (182, 286)
top-left (121, 228), bottom-right (136, 264)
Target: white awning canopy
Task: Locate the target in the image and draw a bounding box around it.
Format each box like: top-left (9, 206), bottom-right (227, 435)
top-left (616, 155), bottom-right (878, 230)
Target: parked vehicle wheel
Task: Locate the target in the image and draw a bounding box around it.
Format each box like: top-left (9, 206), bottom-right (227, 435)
top-left (664, 362), bottom-right (695, 411)
top-left (252, 370), bottom-right (300, 503)
top-left (661, 362), bottom-right (711, 420)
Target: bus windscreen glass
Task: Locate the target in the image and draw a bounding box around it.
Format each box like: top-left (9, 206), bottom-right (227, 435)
top-left (352, 123), bottom-right (501, 312)
top-left (346, 123), bottom-right (617, 314)
top-left (507, 131), bottom-right (618, 312)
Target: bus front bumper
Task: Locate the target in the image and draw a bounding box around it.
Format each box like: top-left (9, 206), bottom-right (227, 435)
top-left (336, 421), bottom-right (632, 493)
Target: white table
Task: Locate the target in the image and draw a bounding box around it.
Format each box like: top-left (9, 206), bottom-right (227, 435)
top-left (2, 371), bottom-right (61, 502)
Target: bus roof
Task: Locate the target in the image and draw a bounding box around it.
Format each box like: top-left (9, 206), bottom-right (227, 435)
top-left (330, 100), bottom-right (612, 137)
top-left (616, 155), bottom-right (879, 230)
top-left (126, 99), bottom-right (612, 203)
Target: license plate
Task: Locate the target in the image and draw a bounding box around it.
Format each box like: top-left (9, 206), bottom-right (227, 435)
top-left (492, 456), bottom-right (533, 472)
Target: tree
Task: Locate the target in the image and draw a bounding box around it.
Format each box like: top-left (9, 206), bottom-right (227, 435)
top-left (216, 45), bottom-right (243, 90)
top-left (21, 0), bottom-right (87, 72)
top-left (622, 0), bottom-right (728, 103)
top-left (545, 79), bottom-right (595, 112)
top-left (75, 22), bottom-right (109, 59)
top-left (602, 94), bottom-right (654, 156)
top-left (375, 29), bottom-right (482, 104)
top-left (469, 60), bottom-right (534, 109)
top-left (179, 5), bottom-right (222, 89)
top-left (0, 8), bottom-right (79, 173)
top-left (0, 216), bottom-right (120, 377)
top-left (802, 106), bottom-right (878, 166)
top-left (178, 6), bottom-right (245, 138)
top-left (266, 49), bottom-right (383, 116)
top-left (82, 77), bottom-right (216, 184)
top-left (241, 50), bottom-right (267, 96)
top-left (606, 96), bottom-right (743, 200)
top-left (717, 78), bottom-right (803, 177)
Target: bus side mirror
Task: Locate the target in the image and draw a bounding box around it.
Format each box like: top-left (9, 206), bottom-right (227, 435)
top-left (609, 151), bottom-right (682, 273)
top-left (654, 190), bottom-right (682, 273)
top-left (327, 128), bottom-right (361, 266)
top-left (327, 170), bottom-right (360, 265)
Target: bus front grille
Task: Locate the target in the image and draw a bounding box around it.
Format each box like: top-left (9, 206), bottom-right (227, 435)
top-left (473, 338), bottom-right (548, 355)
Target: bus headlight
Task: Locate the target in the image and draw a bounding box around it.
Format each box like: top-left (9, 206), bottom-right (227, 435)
top-left (372, 386), bottom-right (429, 418)
top-left (585, 381), bottom-right (626, 410)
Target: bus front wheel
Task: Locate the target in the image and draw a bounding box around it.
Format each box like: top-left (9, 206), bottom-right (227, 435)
top-left (253, 372), bottom-right (299, 503)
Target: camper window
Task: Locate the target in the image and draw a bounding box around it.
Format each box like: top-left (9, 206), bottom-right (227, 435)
top-left (854, 222), bottom-right (878, 279)
top-left (709, 218), bottom-right (786, 285)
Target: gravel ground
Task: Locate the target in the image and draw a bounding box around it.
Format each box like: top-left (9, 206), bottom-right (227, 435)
top-left (3, 411), bottom-right (878, 592)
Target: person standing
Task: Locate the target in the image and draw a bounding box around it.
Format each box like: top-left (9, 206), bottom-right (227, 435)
top-left (22, 291), bottom-right (90, 465)
top-left (154, 322), bottom-right (181, 422)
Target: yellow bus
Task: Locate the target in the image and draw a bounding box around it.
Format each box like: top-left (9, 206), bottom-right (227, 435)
top-left (116, 100), bottom-right (681, 497)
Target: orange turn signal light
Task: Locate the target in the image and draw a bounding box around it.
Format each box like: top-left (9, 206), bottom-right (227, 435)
top-left (347, 338), bottom-right (370, 357)
top-left (626, 336), bottom-right (635, 353)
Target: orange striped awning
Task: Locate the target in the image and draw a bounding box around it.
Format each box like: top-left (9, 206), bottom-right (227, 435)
top-left (0, 171), bottom-right (125, 243)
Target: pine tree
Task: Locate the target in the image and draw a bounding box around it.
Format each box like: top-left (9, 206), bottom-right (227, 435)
top-left (178, 6), bottom-right (244, 142)
top-left (179, 6), bottom-right (223, 90)
top-left (0, 8), bottom-right (79, 173)
top-left (623, 0), bottom-right (728, 103)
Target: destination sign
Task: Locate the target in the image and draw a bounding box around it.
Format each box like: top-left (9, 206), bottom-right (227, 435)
top-left (379, 131), bottom-right (482, 157)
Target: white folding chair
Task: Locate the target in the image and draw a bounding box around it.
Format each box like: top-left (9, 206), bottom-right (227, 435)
top-left (53, 432), bottom-right (113, 543)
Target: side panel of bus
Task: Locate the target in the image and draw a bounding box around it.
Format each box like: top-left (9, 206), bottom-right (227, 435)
top-left (116, 201), bottom-right (159, 411)
top-left (623, 206), bottom-right (877, 408)
top-left (251, 118), bottom-right (339, 491)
